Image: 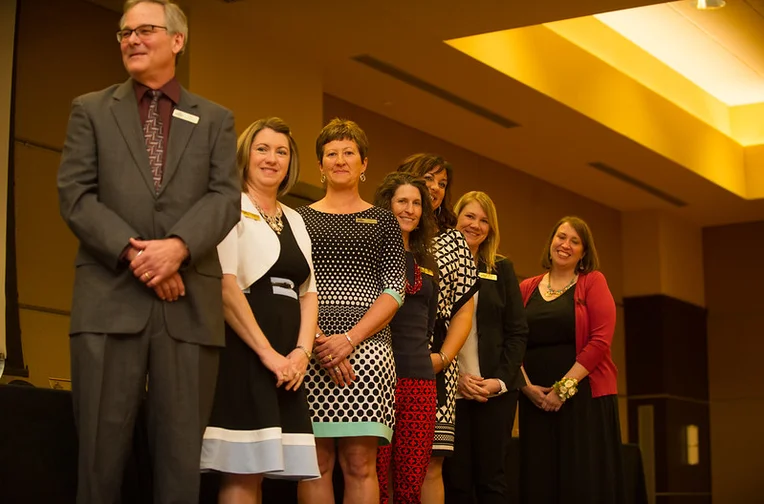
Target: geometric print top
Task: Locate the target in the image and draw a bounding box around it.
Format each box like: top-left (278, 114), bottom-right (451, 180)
top-left (432, 228), bottom-right (479, 326)
top-left (430, 227), bottom-right (480, 454)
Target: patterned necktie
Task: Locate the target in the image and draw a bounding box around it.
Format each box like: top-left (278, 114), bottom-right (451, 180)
top-left (143, 90), bottom-right (164, 192)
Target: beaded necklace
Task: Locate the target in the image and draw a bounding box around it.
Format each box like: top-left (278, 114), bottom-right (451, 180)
top-left (248, 193), bottom-right (283, 235)
top-left (545, 273), bottom-right (578, 297)
top-left (405, 262), bottom-right (423, 295)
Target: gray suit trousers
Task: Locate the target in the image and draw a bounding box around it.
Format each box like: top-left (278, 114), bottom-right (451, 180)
top-left (70, 301), bottom-right (219, 504)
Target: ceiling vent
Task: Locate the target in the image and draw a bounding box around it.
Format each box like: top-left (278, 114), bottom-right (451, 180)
top-left (352, 54), bottom-right (520, 129)
top-left (588, 161), bottom-right (687, 207)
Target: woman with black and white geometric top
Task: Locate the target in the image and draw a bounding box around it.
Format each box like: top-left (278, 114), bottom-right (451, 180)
top-left (397, 154), bottom-right (480, 504)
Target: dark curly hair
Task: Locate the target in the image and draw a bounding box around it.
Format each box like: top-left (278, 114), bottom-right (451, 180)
top-left (374, 172), bottom-right (437, 273)
top-left (396, 153), bottom-right (456, 231)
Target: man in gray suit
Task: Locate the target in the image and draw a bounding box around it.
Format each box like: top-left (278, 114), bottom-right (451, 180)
top-left (57, 1), bottom-right (239, 502)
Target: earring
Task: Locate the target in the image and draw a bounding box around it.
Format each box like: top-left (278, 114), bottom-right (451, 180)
top-left (578, 260), bottom-right (584, 271)
top-left (360, 172), bottom-right (367, 183)
top-left (320, 174), bottom-right (326, 184)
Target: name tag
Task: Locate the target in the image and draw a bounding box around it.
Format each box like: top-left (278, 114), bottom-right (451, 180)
top-left (479, 272), bottom-right (497, 281)
top-left (172, 108), bottom-right (199, 124)
top-left (420, 267), bottom-right (434, 277)
top-left (356, 217), bottom-right (378, 224)
top-left (242, 210), bottom-right (261, 221)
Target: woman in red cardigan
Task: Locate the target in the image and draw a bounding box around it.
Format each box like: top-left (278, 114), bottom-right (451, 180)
top-left (518, 216), bottom-right (623, 503)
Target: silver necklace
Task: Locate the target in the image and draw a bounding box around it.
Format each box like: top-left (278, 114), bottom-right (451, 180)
top-left (248, 193), bottom-right (283, 235)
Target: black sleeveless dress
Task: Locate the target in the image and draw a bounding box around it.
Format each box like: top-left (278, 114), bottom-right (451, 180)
top-left (201, 215), bottom-right (320, 480)
top-left (519, 286), bottom-right (624, 503)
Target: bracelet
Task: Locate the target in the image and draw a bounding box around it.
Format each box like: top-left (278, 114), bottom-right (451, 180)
top-left (552, 377), bottom-right (579, 402)
top-left (344, 332), bottom-right (356, 351)
top-left (295, 345), bottom-right (312, 360)
top-left (438, 351), bottom-right (450, 368)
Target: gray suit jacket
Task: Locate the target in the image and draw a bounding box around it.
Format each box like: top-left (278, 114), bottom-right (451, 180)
top-left (58, 78), bottom-right (240, 346)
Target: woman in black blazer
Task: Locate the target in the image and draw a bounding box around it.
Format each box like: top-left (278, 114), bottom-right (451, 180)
top-left (444, 191), bottom-right (528, 504)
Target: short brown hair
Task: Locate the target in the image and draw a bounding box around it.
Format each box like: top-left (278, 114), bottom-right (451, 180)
top-left (236, 117), bottom-right (300, 197)
top-left (396, 153), bottom-right (456, 230)
top-left (540, 216), bottom-right (600, 273)
top-left (374, 172), bottom-right (437, 272)
top-left (121, 0), bottom-right (188, 55)
top-left (315, 118), bottom-right (369, 162)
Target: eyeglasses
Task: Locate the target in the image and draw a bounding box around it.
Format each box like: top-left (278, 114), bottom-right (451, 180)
top-left (116, 24), bottom-right (168, 43)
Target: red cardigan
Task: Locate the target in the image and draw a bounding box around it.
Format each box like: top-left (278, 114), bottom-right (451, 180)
top-left (519, 271), bottom-right (618, 398)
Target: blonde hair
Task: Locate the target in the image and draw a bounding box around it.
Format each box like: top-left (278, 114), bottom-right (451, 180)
top-left (236, 118), bottom-right (300, 197)
top-left (454, 191), bottom-right (501, 270)
top-left (121, 0), bottom-right (188, 55)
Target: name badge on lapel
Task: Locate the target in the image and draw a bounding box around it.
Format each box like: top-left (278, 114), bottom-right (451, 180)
top-left (420, 267), bottom-right (434, 277)
top-left (172, 109), bottom-right (199, 124)
top-left (479, 272), bottom-right (497, 281)
top-left (242, 210), bottom-right (261, 221)
top-left (356, 217), bottom-right (378, 224)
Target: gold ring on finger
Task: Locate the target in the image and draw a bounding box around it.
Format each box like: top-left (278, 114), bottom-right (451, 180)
top-left (144, 272), bottom-right (151, 280)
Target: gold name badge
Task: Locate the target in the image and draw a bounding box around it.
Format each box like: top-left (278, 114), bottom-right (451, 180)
top-left (356, 217), bottom-right (378, 224)
top-left (420, 267), bottom-right (434, 277)
top-left (479, 272), bottom-right (497, 281)
top-left (242, 210), bottom-right (261, 221)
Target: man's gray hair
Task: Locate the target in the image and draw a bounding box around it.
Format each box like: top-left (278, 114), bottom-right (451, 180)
top-left (120, 0), bottom-right (188, 54)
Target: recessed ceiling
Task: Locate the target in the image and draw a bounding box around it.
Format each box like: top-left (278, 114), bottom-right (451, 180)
top-left (443, 0), bottom-right (764, 217)
top-left (595, 0), bottom-right (764, 106)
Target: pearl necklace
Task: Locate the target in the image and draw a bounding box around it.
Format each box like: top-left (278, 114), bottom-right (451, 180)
top-left (546, 273), bottom-right (577, 297)
top-left (247, 193), bottom-right (283, 235)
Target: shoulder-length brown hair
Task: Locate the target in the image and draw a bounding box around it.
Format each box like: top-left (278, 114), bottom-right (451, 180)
top-left (374, 172), bottom-right (437, 274)
top-left (540, 216), bottom-right (600, 273)
top-left (396, 153), bottom-right (456, 231)
top-left (236, 117), bottom-right (300, 197)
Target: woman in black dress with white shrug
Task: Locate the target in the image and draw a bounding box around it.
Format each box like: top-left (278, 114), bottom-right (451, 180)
top-left (201, 118), bottom-right (320, 503)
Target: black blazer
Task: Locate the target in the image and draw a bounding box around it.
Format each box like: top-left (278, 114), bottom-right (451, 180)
top-left (475, 257), bottom-right (528, 390)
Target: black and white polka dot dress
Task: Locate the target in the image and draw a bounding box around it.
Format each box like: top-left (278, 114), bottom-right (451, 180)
top-left (430, 228), bottom-right (480, 455)
top-left (296, 206), bottom-right (406, 442)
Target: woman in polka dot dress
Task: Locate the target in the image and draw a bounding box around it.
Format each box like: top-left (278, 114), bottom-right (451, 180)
top-left (296, 119), bottom-right (406, 504)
